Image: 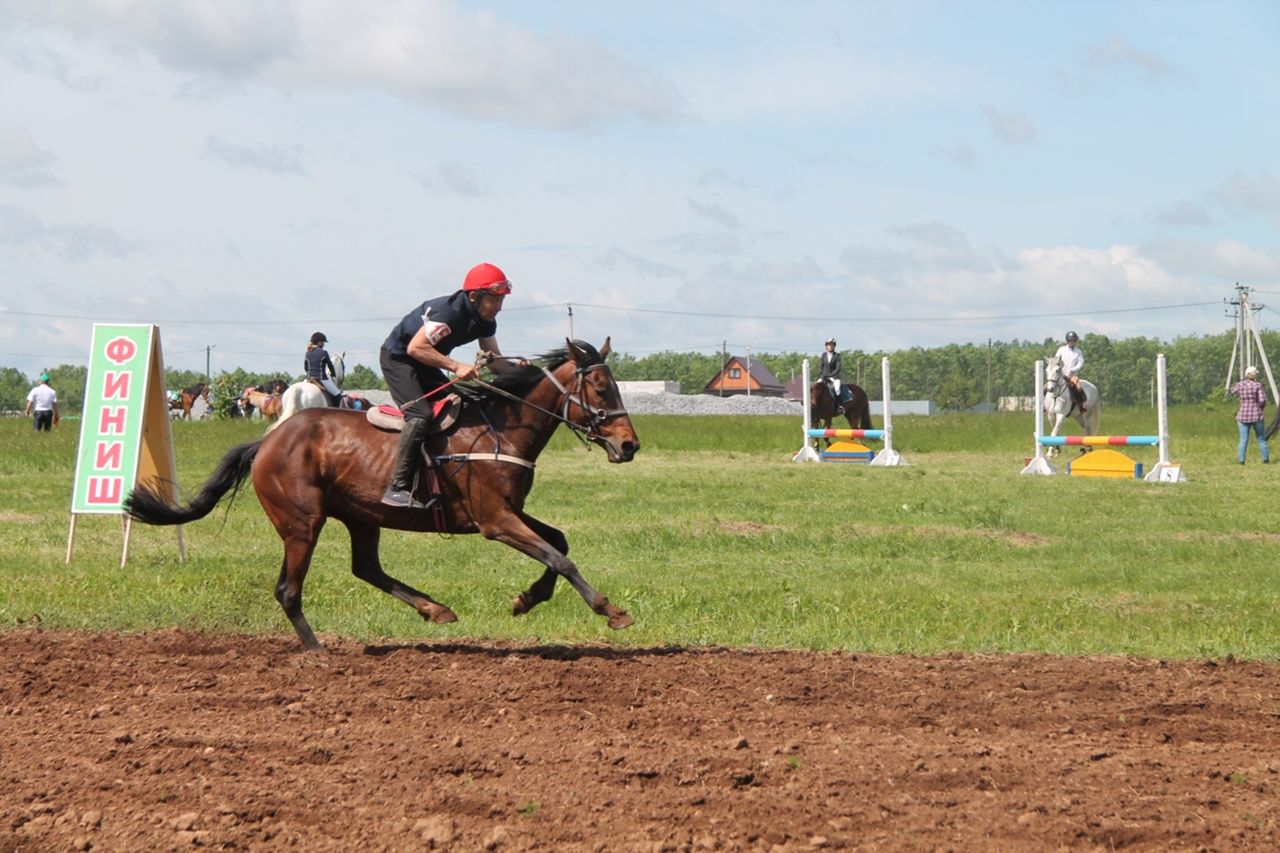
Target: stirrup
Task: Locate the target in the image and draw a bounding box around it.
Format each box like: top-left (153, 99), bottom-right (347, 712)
top-left (380, 488), bottom-right (433, 510)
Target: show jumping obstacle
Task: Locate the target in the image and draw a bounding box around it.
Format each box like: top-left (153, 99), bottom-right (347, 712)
top-left (1020, 352), bottom-right (1184, 482)
top-left (794, 357), bottom-right (906, 466)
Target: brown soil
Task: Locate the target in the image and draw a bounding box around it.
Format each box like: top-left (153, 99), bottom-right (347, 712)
top-left (2, 629), bottom-right (1277, 851)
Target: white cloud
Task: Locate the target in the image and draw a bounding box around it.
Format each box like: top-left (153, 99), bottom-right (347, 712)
top-left (0, 204), bottom-right (140, 261)
top-left (686, 198), bottom-right (742, 230)
top-left (982, 106), bottom-right (1036, 145)
top-left (1087, 35), bottom-right (1174, 78)
top-left (0, 125), bottom-right (60, 187)
top-left (412, 161), bottom-right (488, 197)
top-left (1, 0), bottom-right (686, 131)
top-left (1211, 171), bottom-right (1280, 216)
top-left (203, 136), bottom-right (305, 175)
top-left (1148, 200), bottom-right (1213, 228)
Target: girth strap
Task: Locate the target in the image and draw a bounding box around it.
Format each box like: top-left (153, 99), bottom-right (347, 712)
top-left (435, 452), bottom-right (535, 470)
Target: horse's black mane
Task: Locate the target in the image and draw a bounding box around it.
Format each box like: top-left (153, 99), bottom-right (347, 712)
top-left (457, 341), bottom-right (603, 405)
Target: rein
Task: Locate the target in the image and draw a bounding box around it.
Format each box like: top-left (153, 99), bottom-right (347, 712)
top-left (468, 361), bottom-right (629, 449)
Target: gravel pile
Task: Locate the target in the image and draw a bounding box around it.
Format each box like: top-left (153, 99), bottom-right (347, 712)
top-left (620, 392), bottom-right (802, 416)
top-left (348, 390), bottom-right (802, 416)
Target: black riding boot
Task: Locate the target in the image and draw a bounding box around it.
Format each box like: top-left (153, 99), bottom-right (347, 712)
top-left (380, 418), bottom-right (432, 508)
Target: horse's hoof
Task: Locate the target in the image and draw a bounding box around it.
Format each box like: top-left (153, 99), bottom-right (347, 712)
top-left (512, 593), bottom-right (530, 617)
top-left (607, 612), bottom-right (635, 630)
top-left (419, 602), bottom-right (457, 624)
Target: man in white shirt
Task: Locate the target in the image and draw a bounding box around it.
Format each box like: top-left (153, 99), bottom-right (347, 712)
top-left (25, 371), bottom-right (59, 432)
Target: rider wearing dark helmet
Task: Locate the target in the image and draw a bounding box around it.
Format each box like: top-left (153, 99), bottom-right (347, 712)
top-left (304, 332), bottom-right (341, 405)
top-left (819, 336), bottom-right (848, 404)
top-left (1053, 331), bottom-right (1086, 412)
top-left (378, 262), bottom-right (517, 508)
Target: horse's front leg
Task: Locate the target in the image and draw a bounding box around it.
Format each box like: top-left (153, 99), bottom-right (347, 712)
top-left (483, 510), bottom-right (633, 630)
top-left (511, 517), bottom-right (565, 617)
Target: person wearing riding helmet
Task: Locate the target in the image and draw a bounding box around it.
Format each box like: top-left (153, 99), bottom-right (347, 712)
top-left (305, 332), bottom-right (342, 405)
top-left (819, 337), bottom-right (846, 402)
top-left (1053, 331), bottom-right (1086, 412)
top-left (378, 262), bottom-right (518, 508)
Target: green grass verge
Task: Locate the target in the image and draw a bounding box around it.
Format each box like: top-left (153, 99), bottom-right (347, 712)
top-left (1, 403), bottom-right (1276, 660)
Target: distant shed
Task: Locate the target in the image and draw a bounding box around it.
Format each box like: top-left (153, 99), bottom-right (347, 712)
top-left (702, 356), bottom-right (785, 397)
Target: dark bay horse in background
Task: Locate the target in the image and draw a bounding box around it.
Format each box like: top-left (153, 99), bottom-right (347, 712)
top-left (169, 383), bottom-right (210, 420)
top-left (125, 339), bottom-right (640, 650)
top-left (810, 378), bottom-right (873, 441)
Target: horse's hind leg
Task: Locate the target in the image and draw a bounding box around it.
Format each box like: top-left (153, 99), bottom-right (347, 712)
top-left (512, 518), bottom-right (567, 617)
top-left (346, 522), bottom-right (457, 625)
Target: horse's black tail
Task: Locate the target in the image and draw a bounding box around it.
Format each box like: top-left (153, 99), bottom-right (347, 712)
top-left (124, 441), bottom-right (260, 526)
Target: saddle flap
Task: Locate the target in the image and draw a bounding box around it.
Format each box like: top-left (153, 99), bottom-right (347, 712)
top-left (366, 395), bottom-right (461, 433)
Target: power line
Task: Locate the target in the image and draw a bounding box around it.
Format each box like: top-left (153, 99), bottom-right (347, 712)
top-left (0, 298), bottom-right (1224, 328)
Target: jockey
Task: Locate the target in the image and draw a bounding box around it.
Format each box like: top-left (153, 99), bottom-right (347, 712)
top-left (378, 262), bottom-right (517, 509)
top-left (1053, 331), bottom-right (1086, 412)
top-left (819, 337), bottom-right (846, 402)
top-left (305, 332), bottom-right (342, 405)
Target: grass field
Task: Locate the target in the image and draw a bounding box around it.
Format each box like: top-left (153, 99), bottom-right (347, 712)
top-left (2, 401), bottom-right (1277, 660)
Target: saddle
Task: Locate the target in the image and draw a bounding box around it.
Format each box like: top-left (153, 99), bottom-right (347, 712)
top-left (305, 377), bottom-right (342, 408)
top-left (365, 394), bottom-right (462, 433)
top-left (1069, 383), bottom-right (1087, 414)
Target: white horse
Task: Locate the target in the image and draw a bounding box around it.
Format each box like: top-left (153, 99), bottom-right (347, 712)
top-left (267, 354), bottom-right (345, 433)
top-left (1043, 354), bottom-right (1101, 454)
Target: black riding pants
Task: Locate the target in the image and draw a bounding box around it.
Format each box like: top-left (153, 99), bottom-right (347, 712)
top-left (380, 349), bottom-right (449, 421)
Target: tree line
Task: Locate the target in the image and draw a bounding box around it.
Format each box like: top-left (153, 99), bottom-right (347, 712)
top-left (3, 330), bottom-right (1273, 414)
top-left (608, 330), bottom-right (1277, 409)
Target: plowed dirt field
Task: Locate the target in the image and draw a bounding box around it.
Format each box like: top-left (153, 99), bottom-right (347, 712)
top-left (2, 629), bottom-right (1277, 850)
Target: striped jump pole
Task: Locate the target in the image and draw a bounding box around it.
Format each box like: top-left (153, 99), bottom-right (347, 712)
top-left (1019, 353), bottom-right (1184, 482)
top-left (793, 357), bottom-right (907, 465)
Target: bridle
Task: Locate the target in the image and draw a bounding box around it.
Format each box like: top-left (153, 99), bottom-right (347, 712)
top-left (470, 359), bottom-right (630, 449)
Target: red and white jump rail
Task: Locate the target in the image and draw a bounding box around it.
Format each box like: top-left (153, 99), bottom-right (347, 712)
top-left (793, 356), bottom-right (906, 466)
top-left (1020, 352), bottom-right (1184, 482)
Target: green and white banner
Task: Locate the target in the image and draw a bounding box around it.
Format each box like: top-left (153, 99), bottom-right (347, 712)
top-left (71, 324), bottom-right (174, 514)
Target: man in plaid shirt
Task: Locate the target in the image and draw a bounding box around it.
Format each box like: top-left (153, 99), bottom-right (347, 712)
top-left (1229, 365), bottom-right (1270, 464)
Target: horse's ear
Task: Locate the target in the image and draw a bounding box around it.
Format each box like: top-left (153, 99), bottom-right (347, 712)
top-left (599, 337), bottom-right (612, 359)
top-left (566, 338), bottom-right (587, 365)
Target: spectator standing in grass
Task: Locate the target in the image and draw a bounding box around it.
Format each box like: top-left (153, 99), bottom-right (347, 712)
top-left (25, 371), bottom-right (59, 432)
top-left (1229, 365), bottom-right (1269, 465)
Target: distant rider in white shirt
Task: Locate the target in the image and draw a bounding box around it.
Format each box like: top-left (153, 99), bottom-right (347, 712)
top-left (1053, 331), bottom-right (1086, 412)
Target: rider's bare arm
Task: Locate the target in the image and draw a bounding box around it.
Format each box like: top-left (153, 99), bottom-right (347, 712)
top-left (407, 328), bottom-right (478, 381)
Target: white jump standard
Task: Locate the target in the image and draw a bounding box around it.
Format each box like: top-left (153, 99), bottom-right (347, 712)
top-left (794, 356), bottom-right (906, 466)
top-left (1020, 352), bottom-right (1184, 482)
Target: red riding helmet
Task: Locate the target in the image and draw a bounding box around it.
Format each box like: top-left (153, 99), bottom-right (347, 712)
top-left (462, 263), bottom-right (512, 295)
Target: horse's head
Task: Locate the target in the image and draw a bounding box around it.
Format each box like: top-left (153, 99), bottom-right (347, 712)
top-left (809, 378), bottom-right (835, 420)
top-left (559, 338), bottom-right (639, 463)
top-left (332, 353), bottom-right (345, 386)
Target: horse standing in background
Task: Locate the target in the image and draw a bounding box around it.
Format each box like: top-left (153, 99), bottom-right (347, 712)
top-left (809, 378), bottom-right (873, 443)
top-left (168, 383), bottom-right (210, 421)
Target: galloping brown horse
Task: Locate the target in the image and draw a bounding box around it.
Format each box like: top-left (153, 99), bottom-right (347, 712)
top-left (810, 379), bottom-right (873, 441)
top-left (125, 340), bottom-right (640, 650)
top-left (168, 383), bottom-right (210, 420)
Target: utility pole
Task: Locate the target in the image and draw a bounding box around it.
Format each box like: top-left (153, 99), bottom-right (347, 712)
top-left (720, 340), bottom-right (727, 396)
top-left (206, 345), bottom-right (215, 382)
top-left (566, 304), bottom-right (574, 340)
top-left (986, 337), bottom-right (993, 411)
top-left (1226, 284), bottom-right (1279, 435)
top-left (746, 346), bottom-right (751, 398)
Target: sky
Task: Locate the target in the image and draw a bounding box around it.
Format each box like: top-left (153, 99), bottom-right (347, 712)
top-left (1, 0), bottom-right (1278, 380)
